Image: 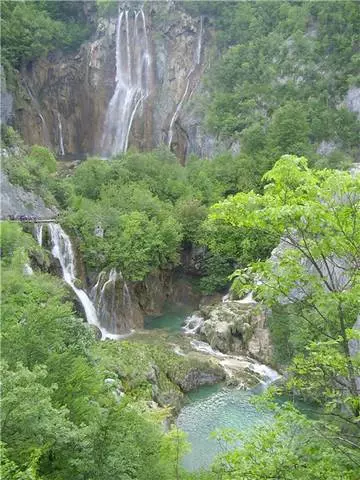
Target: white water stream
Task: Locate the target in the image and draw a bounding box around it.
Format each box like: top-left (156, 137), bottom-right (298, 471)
top-left (101, 8), bottom-right (151, 156)
top-left (25, 85), bottom-right (51, 146)
top-left (57, 112), bottom-right (65, 156)
top-left (37, 223), bottom-right (126, 340)
top-left (167, 15), bottom-right (204, 149)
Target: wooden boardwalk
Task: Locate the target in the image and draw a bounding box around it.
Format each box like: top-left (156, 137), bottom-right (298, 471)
top-left (0, 218), bottom-right (57, 223)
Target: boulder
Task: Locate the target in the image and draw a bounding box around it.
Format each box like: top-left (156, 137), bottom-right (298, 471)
top-left (198, 300), bottom-right (273, 364)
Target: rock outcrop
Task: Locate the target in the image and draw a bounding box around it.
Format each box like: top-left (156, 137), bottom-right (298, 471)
top-left (1, 66), bottom-right (13, 125)
top-left (0, 170), bottom-right (57, 219)
top-left (196, 299), bottom-right (273, 365)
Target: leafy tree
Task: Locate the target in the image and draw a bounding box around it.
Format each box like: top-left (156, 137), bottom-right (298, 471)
top-left (210, 156), bottom-right (360, 438)
top-left (210, 406), bottom-right (360, 480)
top-left (1, 0), bottom-right (93, 72)
top-left (267, 101), bottom-right (311, 156)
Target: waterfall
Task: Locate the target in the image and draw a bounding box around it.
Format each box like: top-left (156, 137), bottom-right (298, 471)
top-left (34, 224), bottom-right (43, 247)
top-left (101, 8), bottom-right (152, 157)
top-left (47, 223), bottom-right (124, 340)
top-left (182, 313), bottom-right (204, 334)
top-left (167, 15), bottom-right (203, 149)
top-left (167, 71), bottom-right (193, 148)
top-left (25, 85), bottom-right (51, 146)
top-left (23, 263), bottom-right (34, 276)
top-left (92, 268), bottom-right (134, 334)
top-left (190, 338), bottom-right (280, 385)
top-left (57, 112), bottom-right (65, 156)
top-left (248, 362), bottom-right (281, 384)
top-left (196, 16), bottom-right (203, 65)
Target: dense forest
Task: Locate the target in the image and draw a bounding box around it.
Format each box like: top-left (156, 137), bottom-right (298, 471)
top-left (1, 1), bottom-right (359, 479)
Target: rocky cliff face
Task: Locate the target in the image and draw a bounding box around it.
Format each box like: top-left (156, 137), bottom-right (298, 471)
top-left (13, 2), bottom-right (218, 163)
top-left (0, 170), bottom-right (57, 219)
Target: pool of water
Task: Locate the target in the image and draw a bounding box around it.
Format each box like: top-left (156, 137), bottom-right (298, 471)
top-left (176, 385), bottom-right (272, 472)
top-left (144, 307), bottom-right (192, 333)
top-left (145, 308), bottom-right (273, 471)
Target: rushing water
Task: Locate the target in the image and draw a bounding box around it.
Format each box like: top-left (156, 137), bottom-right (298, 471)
top-left (167, 15), bottom-right (203, 149)
top-left (177, 385), bottom-right (272, 471)
top-left (101, 8), bottom-right (151, 157)
top-left (57, 112), bottom-right (65, 156)
top-left (91, 268), bottom-right (134, 333)
top-left (37, 223), bottom-right (125, 340)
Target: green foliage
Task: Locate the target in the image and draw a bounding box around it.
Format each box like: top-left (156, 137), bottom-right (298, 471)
top-left (3, 145), bottom-right (57, 203)
top-left (198, 253), bottom-right (233, 294)
top-left (64, 149), bottom-right (266, 284)
top-left (0, 225), bottom-right (192, 479)
top-left (0, 125), bottom-right (24, 149)
top-left (1, 0), bottom-right (93, 72)
top-left (205, 1), bottom-right (360, 164)
top-left (210, 155), bottom-right (360, 442)
top-left (210, 406), bottom-right (360, 479)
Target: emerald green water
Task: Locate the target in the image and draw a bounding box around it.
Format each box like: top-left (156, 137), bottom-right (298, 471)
top-left (144, 307), bottom-right (192, 333)
top-left (177, 385), bottom-right (272, 472)
top-left (145, 310), bottom-right (272, 472)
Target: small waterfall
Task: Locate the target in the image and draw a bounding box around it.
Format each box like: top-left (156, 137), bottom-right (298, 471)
top-left (92, 268), bottom-right (134, 334)
top-left (167, 15), bottom-right (203, 149)
top-left (182, 313), bottom-right (204, 334)
top-left (190, 339), bottom-right (280, 385)
top-left (238, 292), bottom-right (256, 304)
top-left (57, 112), bottom-right (65, 156)
top-left (34, 224), bottom-right (43, 247)
top-left (25, 85), bottom-right (51, 147)
top-left (167, 70), bottom-right (193, 148)
top-left (101, 8), bottom-right (152, 157)
top-left (119, 270), bottom-right (133, 315)
top-left (196, 16), bottom-right (203, 65)
top-left (48, 223), bottom-right (124, 340)
top-left (248, 362), bottom-right (281, 385)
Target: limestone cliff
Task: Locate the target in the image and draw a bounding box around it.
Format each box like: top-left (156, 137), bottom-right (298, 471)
top-left (13, 2), bottom-right (219, 163)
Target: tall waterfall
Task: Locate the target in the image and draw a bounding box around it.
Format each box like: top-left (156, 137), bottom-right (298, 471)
top-left (101, 8), bottom-right (152, 157)
top-left (46, 223), bottom-right (123, 340)
top-left (57, 112), bottom-right (65, 156)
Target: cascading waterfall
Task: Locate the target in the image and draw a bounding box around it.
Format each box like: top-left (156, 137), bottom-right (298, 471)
top-left (167, 16), bottom-right (203, 148)
top-left (46, 223), bottom-right (123, 340)
top-left (119, 270), bottom-right (133, 315)
top-left (182, 313), bottom-right (204, 334)
top-left (101, 8), bottom-right (152, 157)
top-left (34, 223), bottom-right (43, 247)
top-left (91, 268), bottom-right (134, 333)
top-left (189, 338), bottom-right (280, 385)
top-left (23, 263), bottom-right (34, 276)
top-left (57, 112), bottom-right (65, 156)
